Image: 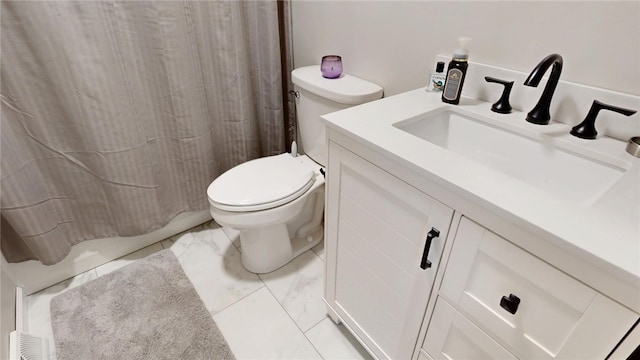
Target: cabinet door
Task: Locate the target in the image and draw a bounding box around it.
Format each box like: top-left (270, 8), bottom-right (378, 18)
top-left (325, 143), bottom-right (454, 360)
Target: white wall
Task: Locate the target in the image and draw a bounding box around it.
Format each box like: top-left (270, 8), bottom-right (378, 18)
top-left (291, 1), bottom-right (639, 97)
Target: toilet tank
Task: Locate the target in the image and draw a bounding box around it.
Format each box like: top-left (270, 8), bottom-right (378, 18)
top-left (291, 65), bottom-right (383, 166)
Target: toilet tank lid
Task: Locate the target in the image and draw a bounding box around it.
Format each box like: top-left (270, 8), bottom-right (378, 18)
top-left (292, 65), bottom-right (383, 105)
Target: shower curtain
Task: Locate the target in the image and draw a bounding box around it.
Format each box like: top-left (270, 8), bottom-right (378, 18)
top-left (1, 1), bottom-right (288, 265)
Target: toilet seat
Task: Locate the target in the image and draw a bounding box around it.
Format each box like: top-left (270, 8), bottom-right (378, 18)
top-left (207, 153), bottom-right (317, 212)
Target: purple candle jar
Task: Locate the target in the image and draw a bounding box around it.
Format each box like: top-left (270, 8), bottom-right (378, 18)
top-left (321, 55), bottom-right (343, 79)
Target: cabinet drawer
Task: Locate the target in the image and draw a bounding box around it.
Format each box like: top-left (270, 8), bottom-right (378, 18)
top-left (423, 297), bottom-right (517, 360)
top-left (440, 217), bottom-right (638, 359)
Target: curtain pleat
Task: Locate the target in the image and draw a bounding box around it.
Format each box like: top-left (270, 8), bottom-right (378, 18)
top-left (0, 1), bottom-right (286, 265)
top-left (278, 0), bottom-right (295, 152)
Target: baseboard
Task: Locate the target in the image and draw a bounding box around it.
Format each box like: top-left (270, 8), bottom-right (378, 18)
top-left (4, 210), bottom-right (211, 295)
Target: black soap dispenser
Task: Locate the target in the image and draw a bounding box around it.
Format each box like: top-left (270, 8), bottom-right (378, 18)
top-left (442, 37), bottom-right (471, 105)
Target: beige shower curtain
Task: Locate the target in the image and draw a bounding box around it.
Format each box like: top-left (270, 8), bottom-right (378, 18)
top-left (1, 1), bottom-right (286, 265)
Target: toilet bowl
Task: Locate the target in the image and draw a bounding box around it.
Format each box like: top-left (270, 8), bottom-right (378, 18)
top-left (208, 153), bottom-right (324, 273)
top-left (207, 65), bottom-right (383, 273)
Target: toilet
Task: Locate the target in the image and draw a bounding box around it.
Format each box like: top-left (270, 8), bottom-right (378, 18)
top-left (207, 65), bottom-right (383, 273)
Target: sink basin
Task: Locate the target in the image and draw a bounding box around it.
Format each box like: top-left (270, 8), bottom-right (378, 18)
top-left (393, 108), bottom-right (627, 205)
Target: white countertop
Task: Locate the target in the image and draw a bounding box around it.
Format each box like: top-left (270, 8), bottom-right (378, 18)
top-left (323, 89), bottom-right (640, 298)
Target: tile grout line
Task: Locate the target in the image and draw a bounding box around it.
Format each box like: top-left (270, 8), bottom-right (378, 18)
top-left (257, 249), bottom-right (331, 359)
top-left (208, 281), bottom-right (266, 318)
top-left (301, 248), bottom-right (332, 360)
top-left (258, 274), bottom-right (325, 359)
top-left (205, 228), bottom-right (268, 318)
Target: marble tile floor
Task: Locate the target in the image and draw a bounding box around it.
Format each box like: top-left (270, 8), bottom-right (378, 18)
top-left (26, 220), bottom-right (372, 360)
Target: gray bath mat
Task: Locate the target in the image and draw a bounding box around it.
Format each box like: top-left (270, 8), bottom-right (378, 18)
top-left (50, 249), bottom-right (235, 360)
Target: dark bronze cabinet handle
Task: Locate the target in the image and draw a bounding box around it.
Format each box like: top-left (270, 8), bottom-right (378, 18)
top-left (500, 294), bottom-right (521, 314)
top-left (420, 228), bottom-right (440, 270)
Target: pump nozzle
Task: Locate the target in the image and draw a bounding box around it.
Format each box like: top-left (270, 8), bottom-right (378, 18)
top-left (454, 37), bottom-right (472, 59)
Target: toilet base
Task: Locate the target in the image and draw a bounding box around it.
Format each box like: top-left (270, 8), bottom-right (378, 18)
top-left (240, 224), bottom-right (323, 274)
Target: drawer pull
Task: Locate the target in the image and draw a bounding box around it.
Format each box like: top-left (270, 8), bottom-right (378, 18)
top-left (500, 294), bottom-right (521, 314)
top-left (420, 228), bottom-right (440, 270)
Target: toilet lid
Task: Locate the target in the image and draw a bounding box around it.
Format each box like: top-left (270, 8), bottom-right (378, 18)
top-left (207, 153), bottom-right (316, 212)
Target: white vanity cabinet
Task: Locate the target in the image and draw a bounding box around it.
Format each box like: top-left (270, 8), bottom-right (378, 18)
top-left (322, 75), bottom-right (640, 359)
top-left (324, 142), bottom-right (454, 360)
top-left (421, 217), bottom-right (639, 360)
top-left (323, 137), bottom-right (639, 360)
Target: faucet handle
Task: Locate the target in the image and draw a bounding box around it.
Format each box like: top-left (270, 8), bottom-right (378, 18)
top-left (484, 76), bottom-right (514, 114)
top-left (570, 100), bottom-right (637, 140)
